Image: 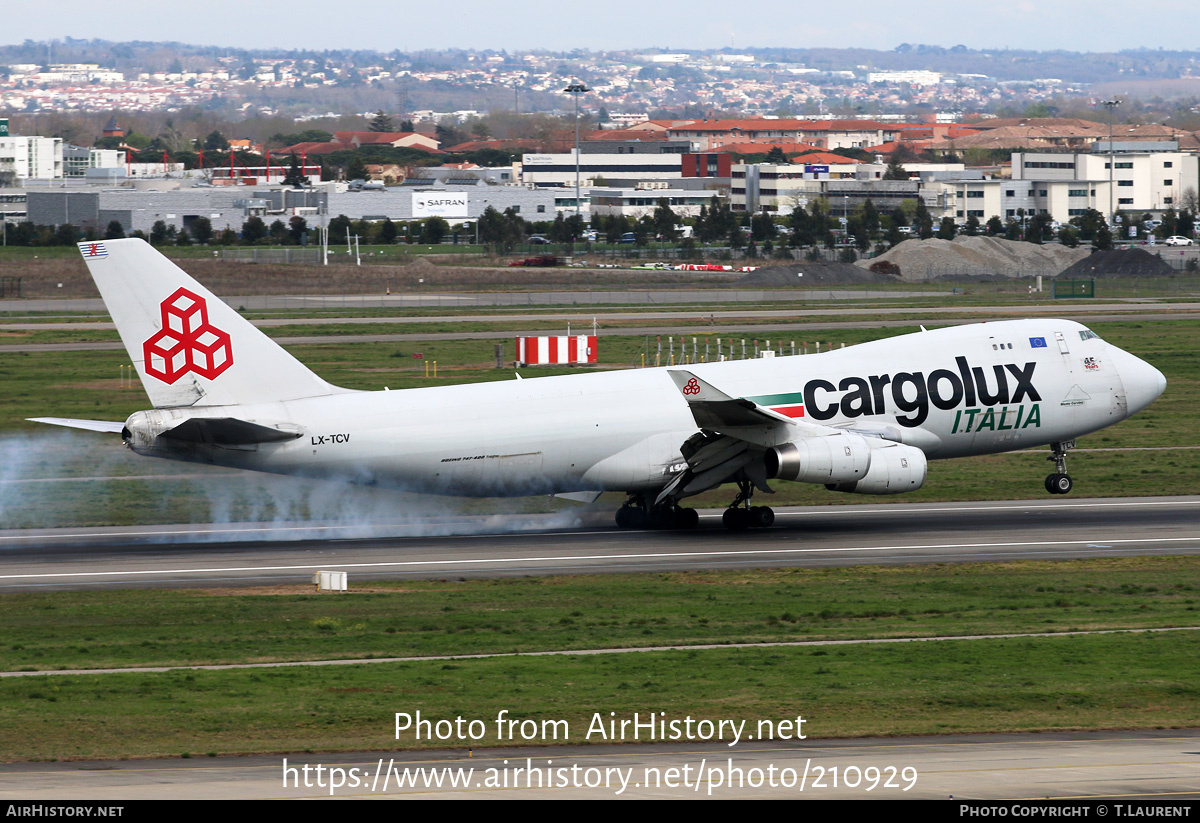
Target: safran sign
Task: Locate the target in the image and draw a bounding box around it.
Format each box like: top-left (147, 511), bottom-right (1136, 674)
top-left (413, 193), bottom-right (469, 218)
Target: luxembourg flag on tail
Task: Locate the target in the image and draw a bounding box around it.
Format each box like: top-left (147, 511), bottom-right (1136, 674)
top-left (79, 241), bottom-right (108, 259)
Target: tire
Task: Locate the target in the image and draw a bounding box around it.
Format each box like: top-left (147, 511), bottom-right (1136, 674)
top-left (615, 507), bottom-right (645, 529)
top-left (751, 506), bottom-right (775, 528)
top-left (676, 507), bottom-right (699, 529)
top-left (1053, 474), bottom-right (1073, 495)
top-left (722, 508), bottom-right (749, 531)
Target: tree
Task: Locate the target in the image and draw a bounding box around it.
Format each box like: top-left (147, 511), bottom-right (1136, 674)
top-left (985, 215), bottom-right (1005, 236)
top-left (936, 217), bottom-right (956, 240)
top-left (378, 217), bottom-right (397, 245)
top-left (328, 215), bottom-right (352, 245)
top-left (764, 146), bottom-right (788, 164)
top-left (399, 120), bottom-right (415, 132)
top-left (964, 215), bottom-right (980, 236)
top-left (269, 219), bottom-right (289, 244)
top-left (150, 220), bottom-right (169, 246)
top-left (750, 211), bottom-right (777, 242)
top-left (1177, 210), bottom-right (1195, 238)
top-left (288, 216), bottom-right (309, 245)
top-left (104, 220), bottom-right (125, 240)
top-left (915, 200), bottom-right (934, 239)
top-left (652, 198), bottom-right (679, 240)
top-left (54, 223), bottom-right (78, 246)
top-left (1070, 208), bottom-right (1107, 241)
top-left (421, 217), bottom-right (450, 244)
top-left (368, 110), bottom-right (395, 133)
top-left (344, 155), bottom-right (370, 182)
top-left (859, 199), bottom-right (880, 238)
top-left (190, 217), bottom-right (213, 245)
top-left (1028, 213), bottom-right (1053, 244)
top-left (883, 157), bottom-right (909, 180)
top-left (282, 153), bottom-right (308, 188)
top-left (175, 228), bottom-right (192, 246)
top-left (1158, 207), bottom-right (1178, 239)
top-left (203, 130), bottom-right (229, 151)
top-left (241, 216), bottom-right (268, 243)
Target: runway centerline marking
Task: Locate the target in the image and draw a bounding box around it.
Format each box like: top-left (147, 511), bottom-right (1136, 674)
top-left (1, 535), bottom-right (1198, 581)
top-left (0, 498), bottom-right (1194, 544)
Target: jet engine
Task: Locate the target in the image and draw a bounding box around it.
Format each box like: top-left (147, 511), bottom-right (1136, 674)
top-left (764, 432), bottom-right (871, 484)
top-left (825, 441), bottom-right (927, 495)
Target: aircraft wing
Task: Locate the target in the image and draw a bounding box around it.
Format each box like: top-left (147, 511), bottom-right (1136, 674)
top-left (666, 370), bottom-right (839, 443)
top-left (27, 417), bottom-right (125, 434)
top-left (659, 370), bottom-right (848, 505)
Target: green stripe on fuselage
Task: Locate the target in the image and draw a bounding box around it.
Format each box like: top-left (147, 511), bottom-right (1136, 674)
top-left (746, 391), bottom-right (805, 406)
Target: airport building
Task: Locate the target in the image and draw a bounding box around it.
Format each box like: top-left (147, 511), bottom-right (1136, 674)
top-left (950, 148), bottom-right (1200, 224)
top-left (15, 180), bottom-right (558, 235)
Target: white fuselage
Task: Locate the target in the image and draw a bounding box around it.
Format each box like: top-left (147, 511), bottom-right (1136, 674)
top-left (124, 319), bottom-right (1163, 499)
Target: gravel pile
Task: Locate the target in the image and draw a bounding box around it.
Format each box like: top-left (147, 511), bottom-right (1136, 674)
top-left (858, 236), bottom-right (1090, 281)
top-left (736, 262), bottom-right (899, 286)
top-left (1057, 248), bottom-right (1179, 278)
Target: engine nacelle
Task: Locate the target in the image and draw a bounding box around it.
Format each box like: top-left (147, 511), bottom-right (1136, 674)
top-left (825, 441), bottom-right (927, 495)
top-left (764, 432), bottom-right (871, 484)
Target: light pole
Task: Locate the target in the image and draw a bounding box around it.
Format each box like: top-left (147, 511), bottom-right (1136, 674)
top-left (563, 83), bottom-right (591, 224)
top-left (1100, 98), bottom-right (1120, 230)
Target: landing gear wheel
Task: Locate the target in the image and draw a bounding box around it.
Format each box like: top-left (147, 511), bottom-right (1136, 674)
top-left (1044, 441), bottom-right (1076, 495)
top-left (1045, 473), bottom-right (1073, 495)
top-left (722, 507), bottom-right (750, 531)
top-left (647, 506), bottom-right (676, 530)
top-left (675, 507), bottom-right (699, 529)
top-left (750, 506), bottom-right (775, 528)
top-left (615, 494), bottom-right (648, 529)
top-left (615, 507), bottom-right (645, 528)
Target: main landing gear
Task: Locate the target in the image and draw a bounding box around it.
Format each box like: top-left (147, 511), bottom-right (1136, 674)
top-left (1044, 440), bottom-right (1075, 495)
top-left (615, 494), bottom-right (699, 530)
top-left (721, 479), bottom-right (775, 531)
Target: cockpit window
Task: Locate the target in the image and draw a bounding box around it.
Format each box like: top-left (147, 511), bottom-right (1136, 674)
top-left (1079, 329), bottom-right (1100, 341)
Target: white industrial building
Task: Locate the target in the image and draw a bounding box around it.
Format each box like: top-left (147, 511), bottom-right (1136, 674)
top-left (0, 135), bottom-right (64, 180)
top-left (951, 147), bottom-right (1200, 225)
top-left (521, 151), bottom-right (684, 188)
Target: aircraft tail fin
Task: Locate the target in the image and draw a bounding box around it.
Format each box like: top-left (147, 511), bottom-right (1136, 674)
top-left (78, 239), bottom-right (345, 408)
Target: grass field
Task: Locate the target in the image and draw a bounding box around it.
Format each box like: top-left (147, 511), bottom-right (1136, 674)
top-left (2, 559), bottom-right (1199, 761)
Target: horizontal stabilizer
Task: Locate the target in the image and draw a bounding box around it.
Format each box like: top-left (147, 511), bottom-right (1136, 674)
top-left (160, 417), bottom-right (302, 447)
top-left (27, 417), bottom-right (125, 434)
top-left (554, 490), bottom-right (603, 504)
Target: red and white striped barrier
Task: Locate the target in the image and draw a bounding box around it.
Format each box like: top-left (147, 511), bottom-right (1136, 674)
top-left (515, 335), bottom-right (598, 366)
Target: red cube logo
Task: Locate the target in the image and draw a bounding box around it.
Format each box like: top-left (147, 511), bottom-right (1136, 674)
top-left (142, 288), bottom-right (234, 384)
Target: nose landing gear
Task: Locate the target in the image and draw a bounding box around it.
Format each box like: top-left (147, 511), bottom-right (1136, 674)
top-left (1045, 440), bottom-right (1075, 495)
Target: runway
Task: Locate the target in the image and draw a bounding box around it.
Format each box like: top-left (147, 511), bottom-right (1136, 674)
top-left (3, 731), bottom-right (1198, 799)
top-left (1, 496), bottom-right (1198, 592)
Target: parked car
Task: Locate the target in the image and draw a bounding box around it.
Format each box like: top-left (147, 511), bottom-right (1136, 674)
top-left (617, 232), bottom-right (637, 244)
top-left (528, 235), bottom-right (551, 245)
top-left (1163, 235), bottom-right (1193, 246)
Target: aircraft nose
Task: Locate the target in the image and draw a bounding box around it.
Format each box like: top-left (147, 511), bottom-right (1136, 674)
top-left (1110, 347), bottom-right (1166, 415)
